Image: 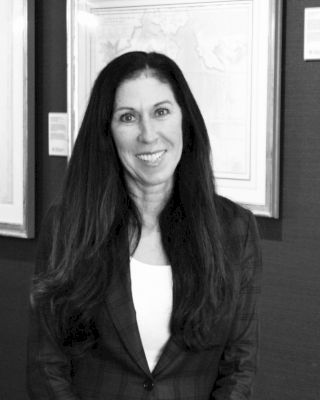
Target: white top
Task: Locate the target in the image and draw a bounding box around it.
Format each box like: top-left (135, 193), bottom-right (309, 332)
top-left (130, 257), bottom-right (173, 372)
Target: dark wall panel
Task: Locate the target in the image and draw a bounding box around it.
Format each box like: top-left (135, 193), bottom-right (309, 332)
top-left (0, 260), bottom-right (32, 399)
top-left (0, 0), bottom-right (67, 398)
top-left (0, 1), bottom-right (319, 399)
top-left (254, 1), bottom-right (320, 399)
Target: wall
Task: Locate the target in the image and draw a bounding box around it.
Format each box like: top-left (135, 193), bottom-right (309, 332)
top-left (0, 1), bottom-right (67, 398)
top-left (254, 1), bottom-right (320, 398)
top-left (0, 0), bottom-right (319, 399)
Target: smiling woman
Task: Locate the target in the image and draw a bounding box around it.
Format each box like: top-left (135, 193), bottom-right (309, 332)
top-left (27, 51), bottom-right (262, 400)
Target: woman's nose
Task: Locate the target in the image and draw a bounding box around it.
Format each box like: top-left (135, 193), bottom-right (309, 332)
top-left (138, 118), bottom-right (158, 143)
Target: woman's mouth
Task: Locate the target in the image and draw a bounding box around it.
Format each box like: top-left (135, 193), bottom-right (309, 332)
top-left (136, 150), bottom-right (166, 164)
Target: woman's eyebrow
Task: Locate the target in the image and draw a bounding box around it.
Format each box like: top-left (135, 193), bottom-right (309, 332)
top-left (153, 100), bottom-right (173, 108)
top-left (114, 100), bottom-right (173, 112)
top-left (113, 106), bottom-right (135, 112)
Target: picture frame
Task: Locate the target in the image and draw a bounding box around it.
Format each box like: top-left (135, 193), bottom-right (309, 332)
top-left (67, 0), bottom-right (282, 217)
top-left (0, 0), bottom-right (34, 238)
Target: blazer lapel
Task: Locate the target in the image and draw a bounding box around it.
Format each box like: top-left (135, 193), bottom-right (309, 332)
top-left (104, 257), bottom-right (151, 376)
top-left (152, 336), bottom-right (183, 376)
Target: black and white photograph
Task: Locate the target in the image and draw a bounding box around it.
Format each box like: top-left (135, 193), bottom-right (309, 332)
top-left (0, 1), bottom-right (319, 399)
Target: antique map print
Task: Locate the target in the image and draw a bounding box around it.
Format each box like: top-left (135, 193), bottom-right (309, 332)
top-left (0, 1), bottom-right (14, 204)
top-left (82, 2), bottom-right (253, 180)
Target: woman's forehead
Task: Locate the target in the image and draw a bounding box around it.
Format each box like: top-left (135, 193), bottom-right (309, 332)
top-left (114, 74), bottom-right (176, 107)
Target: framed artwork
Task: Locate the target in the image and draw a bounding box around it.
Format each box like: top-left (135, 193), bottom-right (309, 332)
top-left (67, 0), bottom-right (282, 217)
top-left (0, 0), bottom-right (34, 238)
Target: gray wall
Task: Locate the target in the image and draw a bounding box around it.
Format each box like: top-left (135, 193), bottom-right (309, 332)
top-left (255, 1), bottom-right (320, 398)
top-left (0, 1), bottom-right (319, 398)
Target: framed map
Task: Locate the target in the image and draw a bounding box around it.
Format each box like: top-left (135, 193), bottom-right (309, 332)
top-left (0, 0), bottom-right (34, 238)
top-left (67, 0), bottom-right (282, 217)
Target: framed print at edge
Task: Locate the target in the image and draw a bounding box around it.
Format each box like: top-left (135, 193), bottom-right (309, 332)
top-left (0, 0), bottom-right (34, 238)
top-left (67, 0), bottom-right (282, 217)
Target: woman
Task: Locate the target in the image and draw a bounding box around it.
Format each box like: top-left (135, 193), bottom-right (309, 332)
top-left (27, 51), bottom-right (262, 399)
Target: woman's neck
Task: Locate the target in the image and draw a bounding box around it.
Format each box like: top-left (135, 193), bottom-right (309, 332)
top-left (126, 177), bottom-right (173, 230)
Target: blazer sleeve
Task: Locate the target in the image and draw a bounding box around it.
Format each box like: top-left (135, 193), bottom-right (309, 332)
top-left (26, 208), bottom-right (80, 400)
top-left (211, 210), bottom-right (262, 400)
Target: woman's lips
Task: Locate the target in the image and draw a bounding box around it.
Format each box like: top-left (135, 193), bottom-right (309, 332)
top-left (136, 150), bottom-right (166, 164)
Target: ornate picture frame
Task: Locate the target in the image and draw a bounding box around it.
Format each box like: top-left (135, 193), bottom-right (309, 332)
top-left (67, 0), bottom-right (282, 217)
top-left (0, 0), bottom-right (34, 238)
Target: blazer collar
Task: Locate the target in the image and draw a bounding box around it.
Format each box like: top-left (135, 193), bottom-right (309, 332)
top-left (103, 248), bottom-right (183, 377)
top-left (104, 255), bottom-right (151, 376)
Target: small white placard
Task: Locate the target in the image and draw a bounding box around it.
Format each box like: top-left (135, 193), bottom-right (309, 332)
top-left (304, 7), bottom-right (320, 60)
top-left (48, 113), bottom-right (68, 156)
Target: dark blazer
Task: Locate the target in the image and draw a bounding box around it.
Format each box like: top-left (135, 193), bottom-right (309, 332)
top-left (27, 195), bottom-right (262, 400)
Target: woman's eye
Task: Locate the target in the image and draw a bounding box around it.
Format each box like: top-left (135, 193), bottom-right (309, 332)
top-left (155, 108), bottom-right (170, 118)
top-left (119, 113), bottom-right (135, 123)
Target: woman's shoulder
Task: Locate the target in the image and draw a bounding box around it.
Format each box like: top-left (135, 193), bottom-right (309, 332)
top-left (214, 194), bottom-right (260, 256)
top-left (215, 194), bottom-right (253, 226)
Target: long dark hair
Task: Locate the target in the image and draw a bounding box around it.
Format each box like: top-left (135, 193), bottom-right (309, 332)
top-left (32, 51), bottom-right (235, 354)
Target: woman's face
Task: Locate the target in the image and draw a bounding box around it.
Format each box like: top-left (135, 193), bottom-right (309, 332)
top-left (111, 73), bottom-right (183, 190)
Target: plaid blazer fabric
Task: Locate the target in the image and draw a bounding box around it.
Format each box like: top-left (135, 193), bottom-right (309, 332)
top-left (26, 195), bottom-right (262, 400)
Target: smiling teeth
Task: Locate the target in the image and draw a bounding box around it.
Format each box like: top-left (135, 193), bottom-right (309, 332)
top-left (137, 151), bottom-right (165, 162)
